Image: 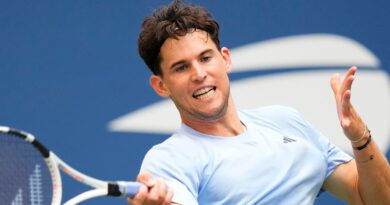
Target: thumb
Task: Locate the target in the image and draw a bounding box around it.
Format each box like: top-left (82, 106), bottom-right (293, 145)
top-left (137, 171), bottom-right (156, 187)
top-left (330, 73), bottom-right (341, 95)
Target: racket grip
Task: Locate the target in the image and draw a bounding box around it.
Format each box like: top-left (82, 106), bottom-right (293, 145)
top-left (109, 181), bottom-right (143, 197)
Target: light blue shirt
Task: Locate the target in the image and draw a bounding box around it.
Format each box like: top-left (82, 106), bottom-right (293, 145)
top-left (140, 106), bottom-right (352, 205)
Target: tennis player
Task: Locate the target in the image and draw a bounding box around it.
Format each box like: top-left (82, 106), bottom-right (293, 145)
top-left (128, 1), bottom-right (390, 204)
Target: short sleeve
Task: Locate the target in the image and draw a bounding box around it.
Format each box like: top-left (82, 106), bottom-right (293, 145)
top-left (140, 144), bottom-right (199, 205)
top-left (325, 142), bottom-right (353, 178)
top-left (318, 139), bottom-right (352, 196)
top-left (277, 106), bottom-right (353, 177)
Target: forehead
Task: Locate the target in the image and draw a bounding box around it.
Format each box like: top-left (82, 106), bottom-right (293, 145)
top-left (159, 30), bottom-right (216, 65)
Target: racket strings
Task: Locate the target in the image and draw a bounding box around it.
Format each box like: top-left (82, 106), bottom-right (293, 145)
top-left (0, 133), bottom-right (53, 205)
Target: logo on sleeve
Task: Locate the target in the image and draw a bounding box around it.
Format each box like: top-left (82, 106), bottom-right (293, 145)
top-left (283, 136), bottom-right (296, 143)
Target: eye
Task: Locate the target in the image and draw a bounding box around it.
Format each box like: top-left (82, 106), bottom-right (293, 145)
top-left (200, 56), bottom-right (211, 62)
top-left (174, 64), bottom-right (187, 72)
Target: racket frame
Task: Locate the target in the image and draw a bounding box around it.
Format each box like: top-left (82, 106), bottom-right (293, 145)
top-left (0, 126), bottom-right (142, 205)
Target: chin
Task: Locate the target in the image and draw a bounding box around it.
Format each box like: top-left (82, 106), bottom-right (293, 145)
top-left (197, 104), bottom-right (229, 121)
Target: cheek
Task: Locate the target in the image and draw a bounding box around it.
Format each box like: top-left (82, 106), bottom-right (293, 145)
top-left (210, 59), bottom-right (229, 74)
top-left (166, 79), bottom-right (188, 96)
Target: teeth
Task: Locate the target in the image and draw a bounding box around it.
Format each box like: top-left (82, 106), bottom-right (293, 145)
top-left (194, 87), bottom-right (212, 96)
top-left (193, 87), bottom-right (215, 99)
top-left (197, 89), bottom-right (215, 99)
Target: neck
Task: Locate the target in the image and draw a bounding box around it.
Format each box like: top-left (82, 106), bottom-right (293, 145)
top-left (182, 98), bottom-right (245, 137)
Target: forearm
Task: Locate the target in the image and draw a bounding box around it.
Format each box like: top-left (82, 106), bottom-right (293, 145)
top-left (353, 136), bottom-right (390, 204)
top-left (329, 67), bottom-right (390, 204)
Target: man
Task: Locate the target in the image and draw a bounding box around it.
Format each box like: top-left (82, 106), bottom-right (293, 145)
top-left (128, 1), bottom-right (390, 204)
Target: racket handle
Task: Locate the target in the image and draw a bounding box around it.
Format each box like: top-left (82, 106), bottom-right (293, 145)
top-left (108, 181), bottom-right (144, 197)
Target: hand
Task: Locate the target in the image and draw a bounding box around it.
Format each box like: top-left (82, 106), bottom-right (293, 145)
top-left (127, 172), bottom-right (173, 205)
top-left (330, 66), bottom-right (367, 141)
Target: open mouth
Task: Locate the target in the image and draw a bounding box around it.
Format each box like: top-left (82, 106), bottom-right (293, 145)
top-left (193, 86), bottom-right (216, 99)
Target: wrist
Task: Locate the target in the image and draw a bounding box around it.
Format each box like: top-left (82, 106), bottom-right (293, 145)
top-left (351, 127), bottom-right (371, 151)
top-left (350, 125), bottom-right (369, 142)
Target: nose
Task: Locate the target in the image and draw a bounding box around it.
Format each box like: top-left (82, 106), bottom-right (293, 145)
top-left (191, 63), bottom-right (207, 82)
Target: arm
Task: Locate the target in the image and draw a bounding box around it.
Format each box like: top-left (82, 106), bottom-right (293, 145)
top-left (324, 66), bottom-right (390, 204)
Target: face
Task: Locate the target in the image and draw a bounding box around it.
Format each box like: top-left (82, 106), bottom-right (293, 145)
top-left (150, 30), bottom-right (233, 126)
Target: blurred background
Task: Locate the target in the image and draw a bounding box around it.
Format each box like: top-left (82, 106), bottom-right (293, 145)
top-left (1, 0), bottom-right (389, 204)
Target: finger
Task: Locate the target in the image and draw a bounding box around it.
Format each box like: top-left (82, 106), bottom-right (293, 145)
top-left (157, 178), bottom-right (168, 200)
top-left (347, 66), bottom-right (357, 76)
top-left (127, 197), bottom-right (133, 205)
top-left (128, 185), bottom-right (148, 205)
top-left (340, 66), bottom-right (356, 89)
top-left (342, 90), bottom-right (352, 112)
top-left (146, 179), bottom-right (163, 202)
top-left (347, 66), bottom-right (357, 79)
top-left (340, 89), bottom-right (353, 130)
top-left (137, 172), bottom-right (156, 187)
top-left (340, 74), bottom-right (355, 95)
top-left (330, 73), bottom-right (341, 95)
top-left (164, 188), bottom-right (174, 205)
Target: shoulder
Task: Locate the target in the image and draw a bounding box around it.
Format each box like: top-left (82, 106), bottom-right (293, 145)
top-left (144, 132), bottom-right (199, 162)
top-left (140, 129), bottom-right (208, 173)
top-left (239, 105), bottom-right (305, 128)
top-left (240, 105), bottom-right (301, 118)
top-left (240, 105), bottom-right (327, 143)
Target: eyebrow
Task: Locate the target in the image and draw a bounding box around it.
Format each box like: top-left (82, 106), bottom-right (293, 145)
top-left (169, 49), bottom-right (214, 70)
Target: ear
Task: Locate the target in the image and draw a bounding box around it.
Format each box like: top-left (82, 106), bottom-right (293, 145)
top-left (150, 75), bottom-right (170, 98)
top-left (221, 47), bottom-right (232, 73)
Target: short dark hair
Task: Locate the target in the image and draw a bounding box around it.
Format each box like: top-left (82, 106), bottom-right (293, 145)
top-left (137, 0), bottom-right (220, 76)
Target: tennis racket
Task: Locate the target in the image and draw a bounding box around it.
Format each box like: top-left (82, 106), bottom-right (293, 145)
top-left (0, 125), bottom-right (143, 205)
